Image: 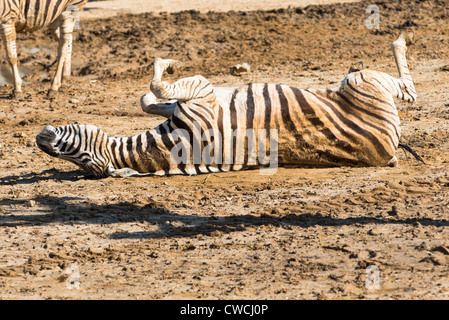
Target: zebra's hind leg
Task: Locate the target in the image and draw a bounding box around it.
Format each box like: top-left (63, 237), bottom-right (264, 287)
top-left (348, 61), bottom-right (364, 74)
top-left (386, 156), bottom-right (399, 167)
top-left (0, 24), bottom-right (23, 100)
top-left (391, 31), bottom-right (417, 103)
top-left (48, 11), bottom-right (76, 98)
top-left (48, 22), bottom-right (72, 83)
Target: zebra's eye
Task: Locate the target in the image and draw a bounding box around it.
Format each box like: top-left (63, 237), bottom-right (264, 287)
top-left (78, 152), bottom-right (93, 165)
top-left (81, 158), bottom-right (91, 165)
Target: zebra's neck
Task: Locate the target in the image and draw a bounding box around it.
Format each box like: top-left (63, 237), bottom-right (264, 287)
top-left (105, 116), bottom-right (227, 177)
top-left (106, 127), bottom-right (173, 176)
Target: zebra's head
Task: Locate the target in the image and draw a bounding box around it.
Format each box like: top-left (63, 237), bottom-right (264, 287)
top-left (36, 124), bottom-right (114, 177)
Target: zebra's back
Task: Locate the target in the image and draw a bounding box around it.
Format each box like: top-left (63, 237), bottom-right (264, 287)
top-left (3, 0), bottom-right (86, 32)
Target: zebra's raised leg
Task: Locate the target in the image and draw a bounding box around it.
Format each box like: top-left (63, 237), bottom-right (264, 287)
top-left (0, 23), bottom-right (23, 100)
top-left (388, 32), bottom-right (420, 166)
top-left (150, 58), bottom-right (213, 101)
top-left (48, 11), bottom-right (76, 98)
top-left (391, 31), bottom-right (417, 103)
top-left (140, 91), bottom-right (177, 118)
top-left (152, 58), bottom-right (183, 81)
top-left (140, 58), bottom-right (182, 117)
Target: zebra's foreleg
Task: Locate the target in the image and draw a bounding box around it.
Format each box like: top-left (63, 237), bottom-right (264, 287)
top-left (48, 12), bottom-right (75, 98)
top-left (152, 58), bottom-right (183, 82)
top-left (48, 22), bottom-right (60, 42)
top-left (0, 24), bottom-right (23, 100)
top-left (140, 92), bottom-right (177, 118)
top-left (151, 58), bottom-right (206, 101)
top-left (151, 74), bottom-right (213, 102)
top-left (150, 58), bottom-right (215, 102)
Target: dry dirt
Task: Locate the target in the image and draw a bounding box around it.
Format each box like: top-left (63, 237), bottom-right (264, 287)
top-left (1, 0), bottom-right (449, 300)
top-left (82, 0), bottom-right (361, 18)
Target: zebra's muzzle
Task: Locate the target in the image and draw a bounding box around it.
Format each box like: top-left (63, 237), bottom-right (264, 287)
top-left (36, 125), bottom-right (60, 157)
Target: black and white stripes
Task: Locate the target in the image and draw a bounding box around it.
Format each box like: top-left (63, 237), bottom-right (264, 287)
top-left (0, 0), bottom-right (87, 99)
top-left (36, 32), bottom-right (418, 178)
top-left (0, 0), bottom-right (85, 31)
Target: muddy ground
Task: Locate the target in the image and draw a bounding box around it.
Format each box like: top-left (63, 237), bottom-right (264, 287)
top-left (1, 0), bottom-right (449, 300)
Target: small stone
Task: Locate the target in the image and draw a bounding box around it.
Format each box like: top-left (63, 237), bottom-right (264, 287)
top-left (26, 200), bottom-right (36, 207)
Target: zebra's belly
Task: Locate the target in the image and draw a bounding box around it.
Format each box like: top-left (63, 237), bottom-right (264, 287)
top-left (277, 141), bottom-right (365, 167)
top-left (275, 132), bottom-right (393, 167)
top-left (16, 19), bottom-right (52, 32)
top-left (15, 5), bottom-right (64, 33)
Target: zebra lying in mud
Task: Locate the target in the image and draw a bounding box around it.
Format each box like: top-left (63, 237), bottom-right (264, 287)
top-left (36, 32), bottom-right (423, 178)
top-left (0, 0), bottom-right (87, 99)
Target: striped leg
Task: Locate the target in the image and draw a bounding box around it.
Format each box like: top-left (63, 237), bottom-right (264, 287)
top-left (391, 32), bottom-right (417, 103)
top-left (48, 22), bottom-right (71, 81)
top-left (140, 91), bottom-right (177, 118)
top-left (152, 58), bottom-right (183, 81)
top-left (0, 23), bottom-right (23, 100)
top-left (63, 35), bottom-right (73, 80)
top-left (150, 58), bottom-right (213, 101)
top-left (48, 23), bottom-right (60, 42)
top-left (48, 11), bottom-right (76, 98)
top-left (150, 58), bottom-right (186, 100)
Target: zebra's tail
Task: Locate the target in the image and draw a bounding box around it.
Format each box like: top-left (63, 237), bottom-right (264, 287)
top-left (398, 143), bottom-right (426, 164)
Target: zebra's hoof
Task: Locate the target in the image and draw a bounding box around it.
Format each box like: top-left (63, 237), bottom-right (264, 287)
top-left (348, 61), bottom-right (364, 73)
top-left (166, 60), bottom-right (183, 75)
top-left (231, 63), bottom-right (251, 76)
top-left (47, 89), bottom-right (58, 100)
top-left (394, 31), bottom-right (414, 48)
top-left (404, 32), bottom-right (414, 46)
top-left (386, 156), bottom-right (399, 167)
top-left (12, 91), bottom-right (23, 101)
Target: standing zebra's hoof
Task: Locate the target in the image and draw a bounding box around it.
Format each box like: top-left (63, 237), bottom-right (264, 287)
top-left (47, 89), bottom-right (58, 100)
top-left (12, 90), bottom-right (23, 101)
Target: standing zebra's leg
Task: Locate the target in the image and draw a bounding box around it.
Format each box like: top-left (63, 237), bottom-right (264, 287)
top-left (48, 11), bottom-right (76, 98)
top-left (48, 23), bottom-right (72, 82)
top-left (63, 32), bottom-right (73, 81)
top-left (150, 58), bottom-right (213, 101)
top-left (61, 29), bottom-right (74, 82)
top-left (0, 23), bottom-right (23, 100)
top-left (391, 31), bottom-right (417, 103)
